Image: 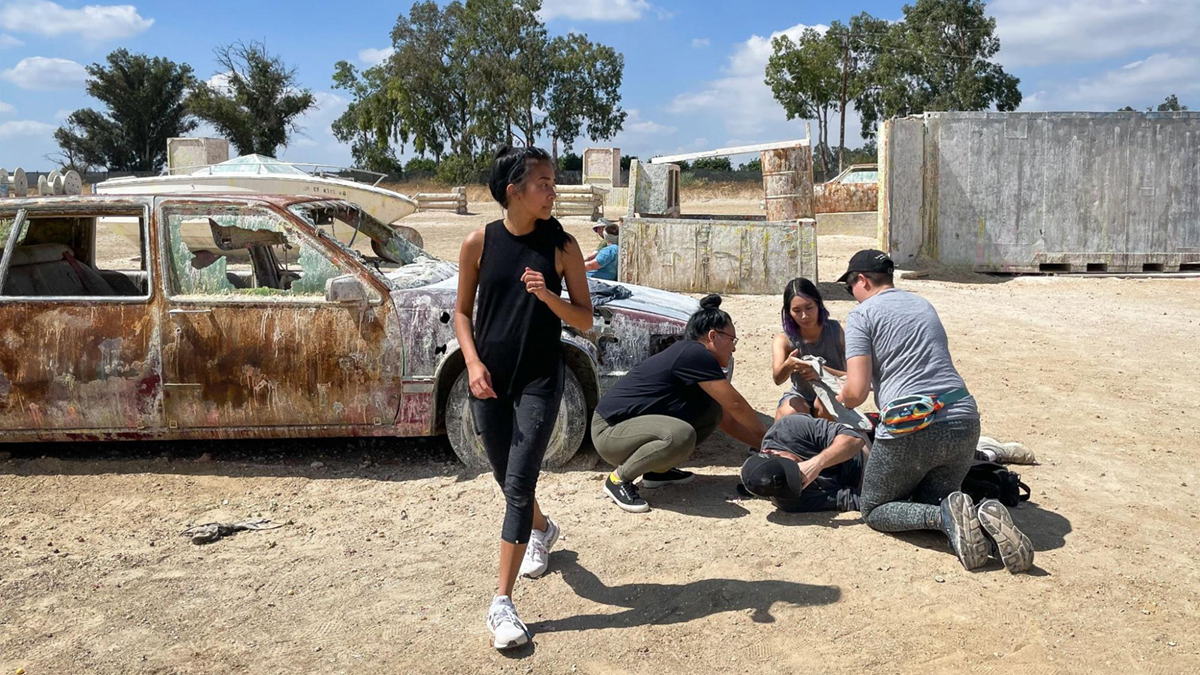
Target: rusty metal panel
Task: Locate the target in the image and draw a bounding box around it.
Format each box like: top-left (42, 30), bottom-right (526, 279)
top-left (0, 304), bottom-right (162, 431)
top-left (620, 216), bottom-right (817, 295)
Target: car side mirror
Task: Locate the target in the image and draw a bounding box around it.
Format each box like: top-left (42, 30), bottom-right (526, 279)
top-left (325, 275), bottom-right (369, 306)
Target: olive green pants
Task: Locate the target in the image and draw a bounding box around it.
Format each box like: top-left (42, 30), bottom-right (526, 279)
top-left (591, 400), bottom-right (722, 482)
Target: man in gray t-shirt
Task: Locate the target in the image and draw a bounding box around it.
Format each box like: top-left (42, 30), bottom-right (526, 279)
top-left (835, 249), bottom-right (1033, 575)
top-left (740, 415), bottom-right (867, 513)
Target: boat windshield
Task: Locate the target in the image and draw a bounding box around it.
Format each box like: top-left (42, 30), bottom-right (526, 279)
top-left (288, 200), bottom-right (428, 266)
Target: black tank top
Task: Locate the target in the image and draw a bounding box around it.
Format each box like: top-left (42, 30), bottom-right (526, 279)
top-left (474, 219), bottom-right (564, 396)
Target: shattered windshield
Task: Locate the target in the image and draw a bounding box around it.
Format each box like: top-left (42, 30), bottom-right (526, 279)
top-left (289, 200), bottom-right (457, 291)
top-left (289, 201), bottom-right (428, 265)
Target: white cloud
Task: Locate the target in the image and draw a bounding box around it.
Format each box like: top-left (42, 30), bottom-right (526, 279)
top-left (993, 0), bottom-right (1200, 67)
top-left (692, 38), bottom-right (709, 49)
top-left (0, 101), bottom-right (14, 116)
top-left (278, 91), bottom-right (351, 164)
top-left (0, 32), bottom-right (22, 48)
top-left (0, 0), bottom-right (153, 41)
top-left (1023, 53), bottom-right (1200, 111)
top-left (0, 119), bottom-right (56, 140)
top-left (358, 46), bottom-right (394, 66)
top-left (54, 108), bottom-right (71, 120)
top-left (621, 108), bottom-right (676, 136)
top-left (667, 23), bottom-right (828, 138)
top-left (539, 0), bottom-right (651, 22)
top-left (1, 56), bottom-right (88, 90)
top-left (206, 71), bottom-right (232, 92)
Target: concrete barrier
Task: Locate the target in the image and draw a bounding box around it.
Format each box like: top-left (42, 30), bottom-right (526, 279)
top-left (415, 187), bottom-right (468, 215)
top-left (619, 216), bottom-right (817, 294)
top-left (880, 112), bottom-right (1200, 273)
top-left (628, 160), bottom-right (680, 217)
top-left (552, 185), bottom-right (606, 220)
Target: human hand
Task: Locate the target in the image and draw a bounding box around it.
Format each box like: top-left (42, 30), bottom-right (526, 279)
top-left (467, 361), bottom-right (496, 399)
top-left (521, 267), bottom-right (552, 301)
top-left (796, 458), bottom-right (822, 489)
top-left (790, 353), bottom-right (818, 381)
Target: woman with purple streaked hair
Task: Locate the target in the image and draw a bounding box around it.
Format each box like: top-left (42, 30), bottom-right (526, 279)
top-left (771, 277), bottom-right (848, 421)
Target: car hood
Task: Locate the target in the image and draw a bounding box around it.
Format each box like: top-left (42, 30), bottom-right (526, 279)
top-left (405, 265), bottom-right (697, 322)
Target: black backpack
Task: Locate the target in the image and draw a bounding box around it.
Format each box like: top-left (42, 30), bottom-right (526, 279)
top-left (960, 461), bottom-right (1030, 508)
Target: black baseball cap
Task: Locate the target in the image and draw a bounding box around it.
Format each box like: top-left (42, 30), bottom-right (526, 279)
top-left (837, 249), bottom-right (894, 283)
top-left (740, 453), bottom-right (805, 500)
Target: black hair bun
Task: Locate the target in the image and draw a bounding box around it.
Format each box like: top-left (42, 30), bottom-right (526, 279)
top-left (494, 144), bottom-right (514, 159)
top-left (699, 294), bottom-right (722, 310)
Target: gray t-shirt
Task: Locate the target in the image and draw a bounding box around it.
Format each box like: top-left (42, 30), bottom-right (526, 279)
top-left (762, 414), bottom-right (859, 457)
top-left (844, 288), bottom-right (978, 439)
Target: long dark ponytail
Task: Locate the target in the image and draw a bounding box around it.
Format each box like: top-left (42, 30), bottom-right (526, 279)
top-left (685, 294), bottom-right (732, 341)
top-left (488, 144), bottom-right (567, 250)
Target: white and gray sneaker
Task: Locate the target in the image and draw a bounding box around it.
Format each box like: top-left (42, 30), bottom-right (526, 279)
top-left (519, 517), bottom-right (560, 578)
top-left (487, 595), bottom-right (531, 650)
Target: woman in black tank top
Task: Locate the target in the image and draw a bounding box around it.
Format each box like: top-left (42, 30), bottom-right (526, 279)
top-left (453, 145), bottom-right (592, 650)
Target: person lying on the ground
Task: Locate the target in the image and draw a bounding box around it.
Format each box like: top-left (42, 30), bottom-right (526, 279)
top-left (740, 414), bottom-right (867, 513)
top-left (836, 249), bottom-right (1034, 574)
top-left (584, 220), bottom-right (620, 281)
top-left (772, 277), bottom-right (848, 422)
top-left (591, 294), bottom-right (768, 514)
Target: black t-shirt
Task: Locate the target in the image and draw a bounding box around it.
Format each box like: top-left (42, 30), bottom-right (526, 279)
top-left (595, 340), bottom-right (727, 425)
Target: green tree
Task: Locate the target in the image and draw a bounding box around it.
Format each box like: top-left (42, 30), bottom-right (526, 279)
top-left (404, 156), bottom-right (438, 175)
top-left (53, 49), bottom-right (196, 171)
top-left (557, 151), bottom-right (582, 172)
top-left (853, 0), bottom-right (1020, 139)
top-left (331, 60), bottom-right (403, 174)
top-left (739, 158), bottom-right (762, 172)
top-left (188, 41), bottom-right (315, 157)
top-left (1156, 94), bottom-right (1188, 111)
top-left (620, 154), bottom-right (637, 171)
top-left (766, 28), bottom-right (841, 177)
top-left (544, 32), bottom-right (626, 167)
top-left (692, 157), bottom-right (732, 171)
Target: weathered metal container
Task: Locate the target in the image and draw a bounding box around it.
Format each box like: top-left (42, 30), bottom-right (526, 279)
top-left (761, 143), bottom-right (815, 221)
top-left (879, 112), bottom-right (1200, 273)
top-left (583, 147), bottom-right (622, 188)
top-left (628, 160), bottom-right (680, 217)
top-left (619, 216), bottom-right (817, 295)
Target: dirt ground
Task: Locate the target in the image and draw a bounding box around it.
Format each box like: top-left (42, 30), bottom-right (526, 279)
top-left (3, 197), bottom-right (1200, 675)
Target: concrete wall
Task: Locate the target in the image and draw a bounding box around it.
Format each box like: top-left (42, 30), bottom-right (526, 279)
top-left (879, 112), bottom-right (1200, 272)
top-left (619, 216), bottom-right (817, 295)
top-left (167, 137), bottom-right (229, 175)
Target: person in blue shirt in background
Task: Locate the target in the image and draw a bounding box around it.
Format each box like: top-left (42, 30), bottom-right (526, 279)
top-left (585, 219), bottom-right (620, 280)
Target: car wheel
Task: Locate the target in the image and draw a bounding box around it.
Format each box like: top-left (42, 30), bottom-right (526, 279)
top-left (445, 366), bottom-right (588, 471)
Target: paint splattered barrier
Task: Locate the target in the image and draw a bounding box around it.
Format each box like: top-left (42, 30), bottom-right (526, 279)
top-left (619, 216), bottom-right (817, 295)
top-left (880, 112), bottom-right (1200, 273)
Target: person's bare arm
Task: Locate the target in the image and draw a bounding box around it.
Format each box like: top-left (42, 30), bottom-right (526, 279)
top-left (584, 258), bottom-right (601, 271)
top-left (766, 433), bottom-right (864, 488)
top-left (453, 229), bottom-right (495, 399)
top-left (523, 235), bottom-right (593, 331)
top-left (838, 355), bottom-right (872, 409)
top-left (699, 378), bottom-right (767, 447)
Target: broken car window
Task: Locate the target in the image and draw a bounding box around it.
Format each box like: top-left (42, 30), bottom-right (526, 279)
top-left (164, 205), bottom-right (347, 299)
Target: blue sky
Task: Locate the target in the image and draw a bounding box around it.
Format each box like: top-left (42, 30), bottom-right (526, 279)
top-left (2, 0), bottom-right (1198, 171)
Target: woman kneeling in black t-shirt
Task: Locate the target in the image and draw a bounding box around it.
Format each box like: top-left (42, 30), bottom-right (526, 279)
top-left (591, 294), bottom-right (768, 512)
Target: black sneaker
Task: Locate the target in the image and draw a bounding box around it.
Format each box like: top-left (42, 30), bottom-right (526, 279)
top-left (604, 475), bottom-right (650, 513)
top-left (640, 468), bottom-right (695, 488)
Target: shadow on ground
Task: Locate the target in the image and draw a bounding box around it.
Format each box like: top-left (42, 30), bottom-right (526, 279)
top-left (529, 550), bottom-right (840, 633)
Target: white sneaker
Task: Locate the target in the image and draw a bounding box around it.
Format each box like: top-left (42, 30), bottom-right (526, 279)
top-left (487, 596), bottom-right (530, 650)
top-left (519, 517), bottom-right (560, 579)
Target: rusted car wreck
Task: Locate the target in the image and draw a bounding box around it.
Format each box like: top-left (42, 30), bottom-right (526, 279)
top-left (0, 195), bottom-right (698, 467)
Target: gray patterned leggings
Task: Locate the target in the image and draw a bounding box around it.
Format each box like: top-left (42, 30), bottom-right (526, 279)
top-left (859, 418), bottom-right (981, 532)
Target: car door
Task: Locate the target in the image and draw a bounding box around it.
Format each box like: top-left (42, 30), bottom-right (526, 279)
top-left (0, 201), bottom-right (162, 434)
top-left (156, 198), bottom-right (404, 430)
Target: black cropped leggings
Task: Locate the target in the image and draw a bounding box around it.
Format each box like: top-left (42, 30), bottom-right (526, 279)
top-left (470, 368), bottom-right (563, 545)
